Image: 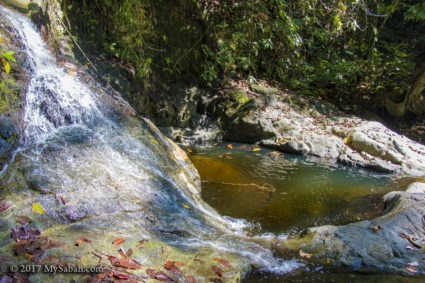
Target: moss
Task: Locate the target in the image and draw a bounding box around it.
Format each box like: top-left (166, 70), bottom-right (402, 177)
top-left (250, 83), bottom-right (279, 96)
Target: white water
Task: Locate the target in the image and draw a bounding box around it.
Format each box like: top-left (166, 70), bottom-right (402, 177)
top-left (0, 6), bottom-right (301, 275)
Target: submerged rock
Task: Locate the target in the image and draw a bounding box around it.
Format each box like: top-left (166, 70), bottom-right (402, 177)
top-left (276, 183), bottom-right (425, 274)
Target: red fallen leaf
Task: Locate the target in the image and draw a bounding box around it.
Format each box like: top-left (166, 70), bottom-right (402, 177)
top-left (164, 260), bottom-right (182, 276)
top-left (138, 239), bottom-right (148, 245)
top-left (146, 268), bottom-right (157, 279)
top-left (213, 258), bottom-right (231, 267)
top-left (209, 278), bottom-right (223, 283)
top-left (406, 266), bottom-right (418, 273)
top-left (59, 196), bottom-right (66, 205)
top-left (146, 269), bottom-right (175, 282)
top-left (0, 199), bottom-right (11, 212)
top-left (109, 257), bottom-right (141, 269)
top-left (119, 247), bottom-right (133, 257)
top-left (80, 237), bottom-right (92, 243)
top-left (113, 273), bottom-right (129, 280)
top-left (194, 258), bottom-right (204, 264)
top-left (16, 215), bottom-right (32, 225)
top-left (186, 275), bottom-right (197, 283)
top-left (211, 265), bottom-right (222, 277)
top-left (154, 270), bottom-right (175, 282)
top-left (113, 237), bottom-right (126, 245)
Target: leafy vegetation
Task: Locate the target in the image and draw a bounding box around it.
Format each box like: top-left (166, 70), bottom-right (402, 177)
top-left (61, 0), bottom-right (425, 114)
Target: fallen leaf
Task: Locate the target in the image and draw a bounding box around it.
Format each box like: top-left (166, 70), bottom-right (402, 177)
top-left (212, 265), bottom-right (222, 277)
top-left (227, 144), bottom-right (233, 149)
top-left (80, 237), bottom-right (92, 243)
top-left (209, 278), bottom-right (223, 283)
top-left (183, 203), bottom-right (190, 209)
top-left (32, 203), bottom-right (45, 215)
top-left (299, 250), bottom-right (312, 259)
top-left (113, 237), bottom-right (126, 245)
top-left (126, 248), bottom-right (133, 257)
top-left (59, 196), bottom-right (66, 205)
top-left (194, 258), bottom-right (204, 264)
top-left (16, 215), bottom-right (32, 225)
top-left (368, 225), bottom-right (382, 232)
top-left (118, 258), bottom-right (141, 269)
top-left (406, 245), bottom-right (414, 250)
top-left (11, 227), bottom-right (41, 242)
top-left (408, 261), bottom-right (419, 267)
top-left (326, 259), bottom-right (331, 264)
top-left (151, 139), bottom-right (159, 144)
top-left (146, 269), bottom-right (175, 281)
top-left (113, 273), bottom-right (129, 280)
top-left (186, 275), bottom-right (197, 283)
top-left (400, 233), bottom-right (421, 249)
top-left (213, 258), bottom-right (231, 267)
top-left (187, 149), bottom-right (193, 153)
top-left (0, 199), bottom-right (11, 212)
top-left (253, 148), bottom-right (261, 152)
top-left (75, 239), bottom-right (83, 246)
top-left (164, 260), bottom-right (183, 276)
top-left (406, 266), bottom-right (418, 273)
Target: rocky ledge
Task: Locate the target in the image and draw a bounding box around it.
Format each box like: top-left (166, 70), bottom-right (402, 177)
top-left (154, 80), bottom-right (425, 175)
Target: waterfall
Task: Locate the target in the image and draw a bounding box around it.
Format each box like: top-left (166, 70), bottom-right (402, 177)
top-left (0, 5), bottom-right (301, 276)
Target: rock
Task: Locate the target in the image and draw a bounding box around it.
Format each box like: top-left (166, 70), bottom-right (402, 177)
top-left (276, 187), bottom-right (425, 274)
top-left (406, 182), bottom-right (425, 194)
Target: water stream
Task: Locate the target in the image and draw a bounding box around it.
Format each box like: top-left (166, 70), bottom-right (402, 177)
top-left (0, 5), bottom-right (301, 278)
top-left (0, 5), bottom-right (420, 281)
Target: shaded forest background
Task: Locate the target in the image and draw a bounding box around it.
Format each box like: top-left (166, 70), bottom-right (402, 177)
top-left (59, 0), bottom-right (425, 119)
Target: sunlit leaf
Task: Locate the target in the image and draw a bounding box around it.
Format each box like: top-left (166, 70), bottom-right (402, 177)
top-left (151, 139), bottom-right (158, 144)
top-left (112, 237), bottom-right (126, 245)
top-left (183, 203), bottom-right (190, 209)
top-left (253, 148), bottom-right (261, 151)
top-left (227, 144), bottom-right (233, 149)
top-left (299, 250), bottom-right (312, 259)
top-left (3, 61), bottom-right (10, 74)
top-left (32, 203), bottom-right (45, 215)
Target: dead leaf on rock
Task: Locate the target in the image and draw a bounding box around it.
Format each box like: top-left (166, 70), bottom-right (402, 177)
top-left (212, 265), bottom-right (222, 277)
top-left (75, 237), bottom-right (92, 246)
top-left (11, 227), bottom-right (41, 242)
top-left (194, 258), bottom-right (204, 264)
top-left (109, 256), bottom-right (141, 269)
top-left (113, 237), bottom-right (126, 245)
top-left (0, 199), bottom-right (11, 212)
top-left (16, 215), bottom-right (32, 225)
top-left (164, 260), bottom-right (183, 276)
top-left (368, 225), bottom-right (382, 232)
top-left (227, 144), bottom-right (233, 149)
top-left (406, 266), bottom-right (418, 273)
top-left (400, 233), bottom-right (421, 249)
top-left (146, 269), bottom-right (175, 281)
top-left (299, 250), bottom-right (312, 259)
top-left (213, 258), bottom-right (231, 267)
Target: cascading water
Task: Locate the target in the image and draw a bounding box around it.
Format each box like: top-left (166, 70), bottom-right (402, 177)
top-left (0, 5), bottom-right (301, 279)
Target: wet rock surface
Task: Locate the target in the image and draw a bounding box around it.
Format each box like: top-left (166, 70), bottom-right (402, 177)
top-left (276, 184), bottom-right (425, 274)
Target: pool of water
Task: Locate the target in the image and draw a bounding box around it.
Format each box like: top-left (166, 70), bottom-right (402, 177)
top-left (189, 143), bottom-right (413, 235)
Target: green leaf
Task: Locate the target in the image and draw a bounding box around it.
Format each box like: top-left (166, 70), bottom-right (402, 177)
top-left (2, 51), bottom-right (15, 62)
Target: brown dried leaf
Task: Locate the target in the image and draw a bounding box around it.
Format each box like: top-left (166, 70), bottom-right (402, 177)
top-left (406, 266), bottom-right (418, 273)
top-left (16, 215), bottom-right (32, 225)
top-left (368, 225), bottom-right (382, 232)
top-left (209, 278), bottom-right (223, 283)
top-left (0, 199), bottom-right (11, 212)
top-left (11, 227), bottom-right (41, 242)
top-left (164, 260), bottom-right (182, 276)
top-left (126, 248), bottom-right (133, 257)
top-left (211, 265), bottom-right (222, 277)
top-left (112, 237), bottom-right (126, 245)
top-left (75, 239), bottom-right (83, 246)
top-left (110, 257), bottom-right (141, 270)
top-left (213, 258), bottom-right (231, 267)
top-left (400, 233), bottom-right (421, 249)
top-left (227, 144), bottom-right (233, 149)
top-left (186, 275), bottom-right (197, 283)
top-left (299, 250), bottom-right (312, 259)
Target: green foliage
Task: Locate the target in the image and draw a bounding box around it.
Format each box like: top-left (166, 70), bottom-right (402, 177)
top-left (63, 0), bottom-right (425, 109)
top-left (1, 51), bottom-right (15, 74)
